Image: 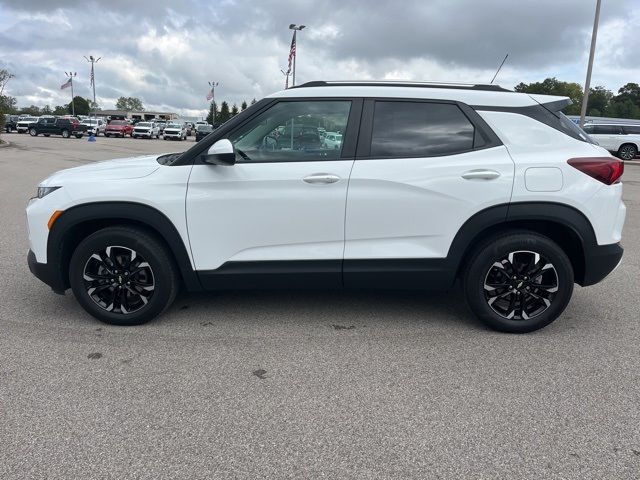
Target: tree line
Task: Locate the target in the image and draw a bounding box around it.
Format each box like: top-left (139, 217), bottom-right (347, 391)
top-left (514, 78), bottom-right (640, 119)
top-left (206, 99), bottom-right (257, 125)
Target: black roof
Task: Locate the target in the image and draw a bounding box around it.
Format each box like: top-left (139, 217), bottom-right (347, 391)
top-left (292, 80), bottom-right (512, 92)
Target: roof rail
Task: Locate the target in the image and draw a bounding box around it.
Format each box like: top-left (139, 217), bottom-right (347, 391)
top-left (292, 80), bottom-right (512, 93)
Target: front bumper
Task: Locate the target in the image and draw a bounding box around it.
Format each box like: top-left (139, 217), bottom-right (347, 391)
top-left (164, 131), bottom-right (183, 138)
top-left (134, 131), bottom-right (153, 137)
top-left (581, 243), bottom-right (624, 286)
top-left (27, 250), bottom-right (66, 294)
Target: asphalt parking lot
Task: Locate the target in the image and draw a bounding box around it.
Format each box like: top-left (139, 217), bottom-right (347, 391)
top-left (1, 132), bottom-right (639, 479)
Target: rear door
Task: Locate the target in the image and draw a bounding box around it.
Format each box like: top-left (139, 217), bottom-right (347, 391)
top-left (344, 99), bottom-right (514, 288)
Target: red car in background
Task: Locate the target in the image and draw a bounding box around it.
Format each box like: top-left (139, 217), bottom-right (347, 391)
top-left (104, 120), bottom-right (133, 137)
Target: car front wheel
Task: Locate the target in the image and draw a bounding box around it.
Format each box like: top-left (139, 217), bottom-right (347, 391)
top-left (69, 227), bottom-right (179, 326)
top-left (29, 128), bottom-right (37, 136)
top-left (463, 231), bottom-right (574, 333)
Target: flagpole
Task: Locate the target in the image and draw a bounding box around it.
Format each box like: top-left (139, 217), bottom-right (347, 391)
top-left (65, 72), bottom-right (77, 116)
top-left (208, 81), bottom-right (218, 125)
top-left (84, 55), bottom-right (101, 118)
top-left (288, 24), bottom-right (305, 87)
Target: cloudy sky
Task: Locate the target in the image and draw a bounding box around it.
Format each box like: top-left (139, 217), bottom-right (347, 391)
top-left (0, 0), bottom-right (638, 118)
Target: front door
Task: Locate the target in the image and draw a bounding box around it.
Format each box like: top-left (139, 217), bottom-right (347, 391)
top-left (186, 99), bottom-right (361, 289)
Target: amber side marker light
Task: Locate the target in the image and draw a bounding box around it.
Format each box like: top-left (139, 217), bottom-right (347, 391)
top-left (47, 210), bottom-right (64, 230)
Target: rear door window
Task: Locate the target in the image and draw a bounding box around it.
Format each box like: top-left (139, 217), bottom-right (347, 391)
top-left (593, 125), bottom-right (623, 135)
top-left (369, 101), bottom-right (475, 158)
top-left (622, 125), bottom-right (640, 135)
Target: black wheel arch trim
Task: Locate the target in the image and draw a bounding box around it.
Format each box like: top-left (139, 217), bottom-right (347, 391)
top-left (45, 202), bottom-right (202, 292)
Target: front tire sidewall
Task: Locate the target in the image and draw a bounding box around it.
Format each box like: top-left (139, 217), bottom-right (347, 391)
top-left (69, 228), bottom-right (178, 326)
top-left (464, 233), bottom-right (574, 333)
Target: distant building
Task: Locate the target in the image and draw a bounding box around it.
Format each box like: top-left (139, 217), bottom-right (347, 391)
top-left (90, 109), bottom-right (178, 121)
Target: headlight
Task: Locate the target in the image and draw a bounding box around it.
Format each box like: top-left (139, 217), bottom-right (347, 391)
top-left (37, 186), bottom-right (61, 198)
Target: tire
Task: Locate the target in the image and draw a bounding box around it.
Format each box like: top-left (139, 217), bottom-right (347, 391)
top-left (44, 134), bottom-right (50, 137)
top-left (463, 231), bottom-right (574, 333)
top-left (69, 226), bottom-right (179, 326)
top-left (617, 144), bottom-right (637, 160)
top-left (29, 128), bottom-right (37, 136)
top-left (105, 133), bottom-right (110, 138)
top-left (75, 134), bottom-right (83, 139)
top-left (61, 130), bottom-right (70, 138)
top-left (133, 135), bottom-right (137, 139)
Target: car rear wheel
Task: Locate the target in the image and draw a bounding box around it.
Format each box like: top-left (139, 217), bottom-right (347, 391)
top-left (463, 231), bottom-right (574, 333)
top-left (61, 130), bottom-right (70, 138)
top-left (69, 227), bottom-right (179, 326)
top-left (29, 128), bottom-right (37, 136)
top-left (618, 144), bottom-right (637, 160)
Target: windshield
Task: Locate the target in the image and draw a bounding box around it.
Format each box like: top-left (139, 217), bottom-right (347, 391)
top-left (197, 125), bottom-right (213, 132)
top-left (110, 120), bottom-right (126, 125)
top-left (167, 123), bottom-right (182, 128)
top-left (137, 122), bottom-right (151, 127)
top-left (22, 117), bottom-right (38, 122)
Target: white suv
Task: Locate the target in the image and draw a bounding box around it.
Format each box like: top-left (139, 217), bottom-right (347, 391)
top-left (26, 81), bottom-right (626, 332)
top-left (132, 121), bottom-right (160, 139)
top-left (582, 123), bottom-right (640, 160)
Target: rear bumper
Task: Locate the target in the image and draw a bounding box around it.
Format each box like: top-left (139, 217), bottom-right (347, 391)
top-left (27, 250), bottom-right (66, 294)
top-left (581, 243), bottom-right (623, 286)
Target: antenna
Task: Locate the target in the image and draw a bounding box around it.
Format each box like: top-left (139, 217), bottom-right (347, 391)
top-left (490, 54), bottom-right (509, 85)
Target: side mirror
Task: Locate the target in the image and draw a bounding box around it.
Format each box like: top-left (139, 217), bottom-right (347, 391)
top-left (201, 139), bottom-right (236, 166)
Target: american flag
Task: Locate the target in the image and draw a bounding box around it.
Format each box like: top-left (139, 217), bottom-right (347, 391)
top-left (287, 32), bottom-right (296, 72)
top-left (60, 78), bottom-right (72, 90)
top-left (90, 64), bottom-right (94, 87)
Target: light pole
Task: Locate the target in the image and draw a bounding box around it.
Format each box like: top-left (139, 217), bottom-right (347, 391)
top-left (288, 24), bottom-right (305, 87)
top-left (208, 81), bottom-right (218, 125)
top-left (84, 55), bottom-right (101, 113)
top-left (280, 69), bottom-right (291, 90)
top-left (580, 0), bottom-right (601, 128)
top-left (65, 72), bottom-right (77, 116)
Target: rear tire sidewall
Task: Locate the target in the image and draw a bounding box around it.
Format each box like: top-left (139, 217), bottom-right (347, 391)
top-left (62, 130), bottom-right (70, 138)
top-left (618, 144), bottom-right (637, 160)
top-left (69, 228), bottom-right (178, 326)
top-left (464, 232), bottom-right (574, 333)
top-left (29, 128), bottom-right (37, 136)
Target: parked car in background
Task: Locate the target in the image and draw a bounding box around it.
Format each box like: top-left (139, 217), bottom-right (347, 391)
top-left (195, 123), bottom-right (213, 142)
top-left (28, 117), bottom-right (86, 138)
top-left (17, 117), bottom-right (39, 133)
top-left (4, 114), bottom-right (20, 132)
top-left (582, 123), bottom-right (640, 160)
top-left (132, 122), bottom-right (160, 139)
top-left (81, 118), bottom-right (106, 136)
top-left (322, 132), bottom-right (343, 150)
top-left (163, 121), bottom-right (187, 140)
top-left (104, 120), bottom-right (133, 138)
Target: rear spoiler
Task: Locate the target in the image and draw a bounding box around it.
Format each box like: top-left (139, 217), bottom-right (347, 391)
top-left (528, 94), bottom-right (572, 112)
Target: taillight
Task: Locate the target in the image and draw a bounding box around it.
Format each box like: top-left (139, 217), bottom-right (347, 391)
top-left (567, 157), bottom-right (624, 185)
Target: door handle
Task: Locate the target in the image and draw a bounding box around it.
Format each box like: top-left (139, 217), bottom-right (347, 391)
top-left (461, 169), bottom-right (501, 180)
top-left (303, 173), bottom-right (341, 184)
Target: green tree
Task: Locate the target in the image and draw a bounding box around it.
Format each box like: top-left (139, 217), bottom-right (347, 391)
top-left (615, 83), bottom-right (640, 107)
top-left (0, 69), bottom-right (15, 135)
top-left (115, 96), bottom-right (145, 111)
top-left (250, 98), bottom-right (257, 105)
top-left (20, 105), bottom-right (41, 116)
top-left (41, 105), bottom-right (52, 115)
top-left (606, 98), bottom-right (640, 120)
top-left (218, 101), bottom-right (231, 124)
top-left (68, 96), bottom-right (90, 115)
top-left (241, 100), bottom-right (248, 111)
top-left (231, 103), bottom-right (239, 116)
top-left (585, 86), bottom-right (613, 117)
top-left (0, 95), bottom-right (17, 114)
top-left (514, 77), bottom-right (583, 115)
top-left (53, 105), bottom-right (68, 116)
top-left (206, 101), bottom-right (218, 125)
